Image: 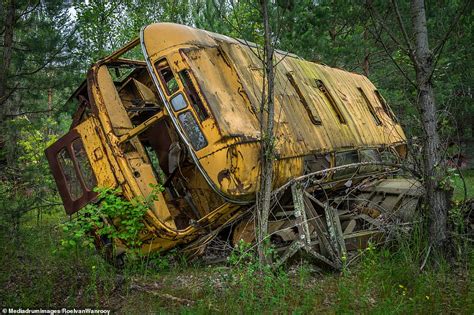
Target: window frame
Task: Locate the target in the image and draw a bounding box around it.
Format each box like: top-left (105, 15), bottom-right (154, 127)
top-left (170, 92), bottom-right (188, 112)
top-left (45, 129), bottom-right (98, 214)
top-left (333, 149), bottom-right (359, 179)
top-left (314, 79), bottom-right (346, 124)
top-left (358, 87), bottom-right (382, 126)
top-left (177, 110), bottom-right (208, 151)
top-left (287, 72), bottom-right (322, 125)
top-left (57, 147), bottom-right (84, 201)
top-left (374, 90), bottom-right (398, 123)
top-left (71, 138), bottom-right (98, 190)
top-left (178, 69), bottom-right (209, 122)
top-left (155, 58), bottom-right (179, 96)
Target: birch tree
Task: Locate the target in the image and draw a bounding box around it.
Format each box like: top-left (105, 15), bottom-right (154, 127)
top-left (256, 0), bottom-right (275, 265)
top-left (367, 0), bottom-right (470, 255)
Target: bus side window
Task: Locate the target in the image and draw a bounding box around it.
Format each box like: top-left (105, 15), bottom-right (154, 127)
top-left (179, 70), bottom-right (209, 121)
top-left (155, 59), bottom-right (179, 95)
top-left (178, 111), bottom-right (208, 150)
top-left (72, 138), bottom-right (97, 190)
top-left (334, 150), bottom-right (359, 179)
top-left (57, 148), bottom-right (84, 201)
top-left (359, 148), bottom-right (382, 173)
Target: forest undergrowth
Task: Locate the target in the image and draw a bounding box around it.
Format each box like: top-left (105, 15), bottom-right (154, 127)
top-left (0, 174), bottom-right (472, 314)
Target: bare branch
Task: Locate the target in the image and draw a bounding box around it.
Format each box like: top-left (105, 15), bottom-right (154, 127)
top-left (432, 0), bottom-right (471, 57)
top-left (390, 0), bottom-right (414, 56)
top-left (15, 1), bottom-right (41, 22)
top-left (429, 0), bottom-right (471, 80)
top-left (367, 27), bottom-right (417, 88)
top-left (366, 1), bottom-right (411, 56)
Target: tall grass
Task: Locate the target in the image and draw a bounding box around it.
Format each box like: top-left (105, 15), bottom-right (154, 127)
top-left (0, 210), bottom-right (117, 308)
top-left (1, 200), bottom-right (472, 314)
top-left (453, 169), bottom-right (474, 201)
top-left (177, 226), bottom-right (473, 314)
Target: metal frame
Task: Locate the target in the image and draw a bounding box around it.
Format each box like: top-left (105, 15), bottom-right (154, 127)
top-left (45, 130), bottom-right (97, 214)
top-left (140, 25), bottom-right (250, 206)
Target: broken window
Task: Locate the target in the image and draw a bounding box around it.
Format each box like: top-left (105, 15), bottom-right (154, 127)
top-left (58, 148), bottom-right (83, 201)
top-left (374, 90), bottom-right (398, 123)
top-left (108, 63), bottom-right (137, 83)
top-left (179, 70), bottom-right (209, 121)
top-left (287, 73), bottom-right (322, 125)
top-left (358, 87), bottom-right (382, 126)
top-left (359, 148), bottom-right (382, 173)
top-left (334, 150), bottom-right (359, 179)
top-left (304, 154), bottom-right (331, 179)
top-left (171, 93), bottom-right (187, 111)
top-left (155, 59), bottom-right (179, 95)
top-left (72, 138), bottom-right (97, 190)
top-left (178, 111), bottom-right (207, 150)
top-left (380, 148), bottom-right (399, 164)
top-left (315, 79), bottom-right (346, 124)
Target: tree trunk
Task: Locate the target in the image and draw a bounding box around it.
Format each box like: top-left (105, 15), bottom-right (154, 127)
top-left (362, 28), bottom-right (370, 76)
top-left (0, 0), bottom-right (15, 116)
top-left (256, 0), bottom-right (275, 266)
top-left (411, 0), bottom-right (451, 251)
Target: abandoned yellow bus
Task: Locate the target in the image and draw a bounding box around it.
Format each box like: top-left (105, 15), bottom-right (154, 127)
top-left (45, 23), bottom-right (420, 267)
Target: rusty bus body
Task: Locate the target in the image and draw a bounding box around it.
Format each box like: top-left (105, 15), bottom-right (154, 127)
top-left (46, 23), bottom-right (418, 264)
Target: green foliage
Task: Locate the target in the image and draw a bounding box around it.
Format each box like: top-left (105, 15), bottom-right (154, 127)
top-left (454, 169), bottom-right (474, 200)
top-left (0, 0), bottom-right (80, 119)
top-left (438, 167), bottom-right (460, 192)
top-left (73, 0), bottom-right (193, 66)
top-left (1, 206), bottom-right (472, 313)
top-left (0, 116), bottom-right (66, 234)
top-left (333, 232), bottom-right (472, 314)
top-left (195, 0), bottom-right (264, 45)
top-left (0, 211), bottom-right (118, 308)
top-left (0, 0), bottom-right (473, 312)
top-left (227, 239), bottom-right (255, 266)
top-left (61, 185), bottom-right (162, 252)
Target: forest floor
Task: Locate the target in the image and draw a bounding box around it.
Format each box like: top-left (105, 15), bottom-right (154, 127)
top-left (1, 170), bottom-right (473, 314)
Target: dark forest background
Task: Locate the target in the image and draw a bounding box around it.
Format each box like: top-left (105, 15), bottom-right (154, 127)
top-left (0, 0), bottom-right (473, 313)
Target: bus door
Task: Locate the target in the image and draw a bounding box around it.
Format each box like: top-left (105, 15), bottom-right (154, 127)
top-left (45, 117), bottom-right (117, 214)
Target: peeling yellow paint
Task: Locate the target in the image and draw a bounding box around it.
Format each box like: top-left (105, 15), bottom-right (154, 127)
top-left (46, 23), bottom-right (408, 256)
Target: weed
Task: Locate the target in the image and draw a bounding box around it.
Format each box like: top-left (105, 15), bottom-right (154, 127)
top-left (60, 184), bottom-right (162, 255)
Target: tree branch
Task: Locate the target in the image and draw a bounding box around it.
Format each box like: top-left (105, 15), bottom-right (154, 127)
top-left (10, 28), bottom-right (74, 78)
top-left (0, 82), bottom-right (20, 106)
top-left (432, 0), bottom-right (471, 57)
top-left (390, 0), bottom-right (415, 57)
top-left (366, 0), bottom-right (411, 56)
top-left (367, 27), bottom-right (417, 88)
top-left (15, 1), bottom-right (41, 22)
top-left (429, 0), bottom-right (471, 80)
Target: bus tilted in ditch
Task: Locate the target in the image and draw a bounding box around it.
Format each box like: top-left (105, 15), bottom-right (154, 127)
top-left (46, 23), bottom-right (421, 268)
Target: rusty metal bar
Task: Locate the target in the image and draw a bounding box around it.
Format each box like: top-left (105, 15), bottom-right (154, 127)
top-left (303, 195), bottom-right (338, 262)
top-left (274, 240), bottom-right (303, 269)
top-left (291, 183), bottom-right (311, 246)
top-left (117, 110), bottom-right (165, 144)
top-left (305, 192), bottom-right (347, 259)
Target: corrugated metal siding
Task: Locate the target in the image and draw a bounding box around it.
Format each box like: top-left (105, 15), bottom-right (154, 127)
top-left (143, 23), bottom-right (406, 159)
top-left (205, 38), bottom-right (406, 158)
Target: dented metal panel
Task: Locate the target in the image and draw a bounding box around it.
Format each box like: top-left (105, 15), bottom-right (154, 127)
top-left (45, 23), bottom-right (419, 262)
top-left (140, 23), bottom-right (406, 202)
